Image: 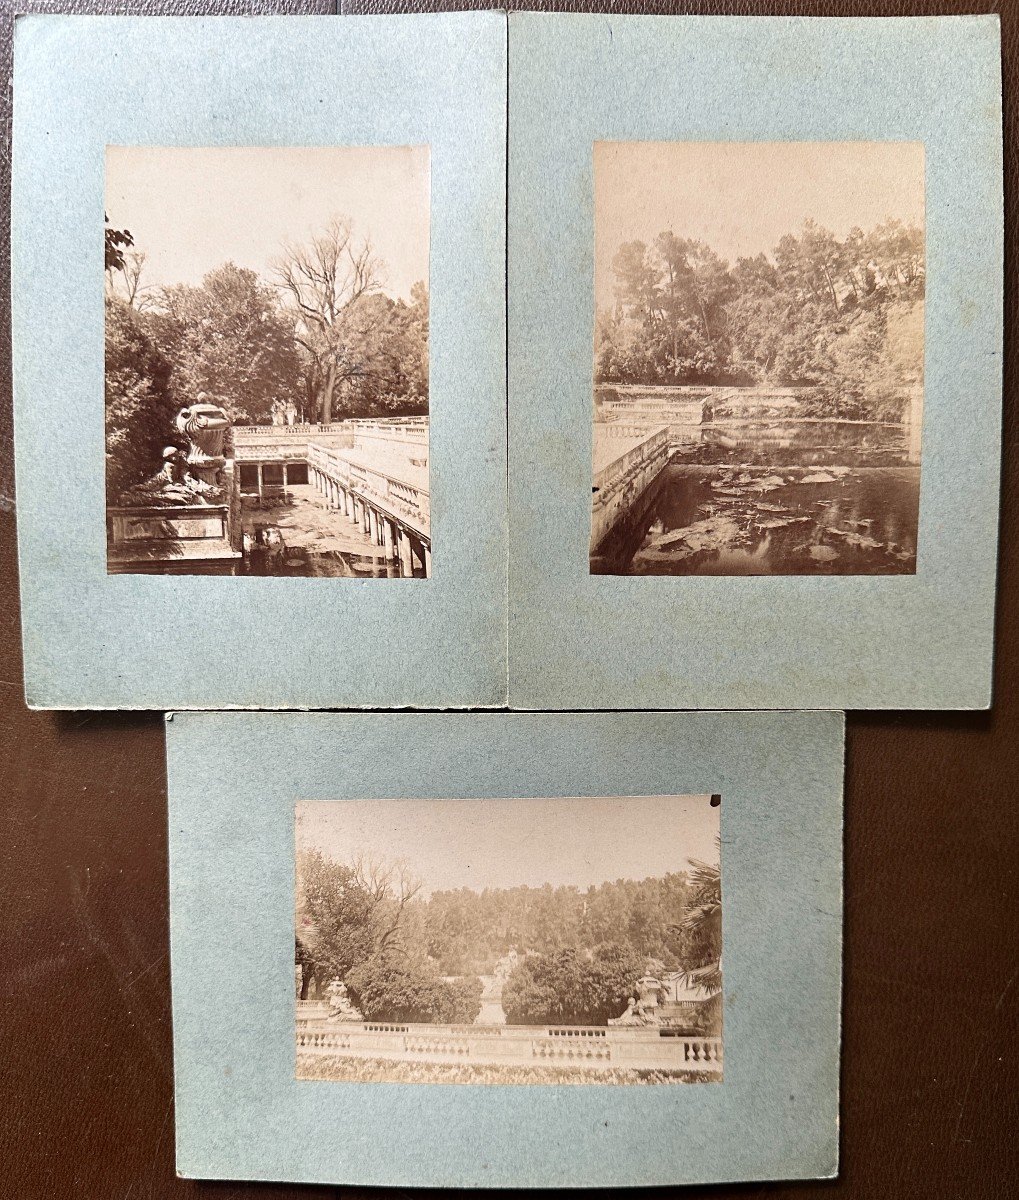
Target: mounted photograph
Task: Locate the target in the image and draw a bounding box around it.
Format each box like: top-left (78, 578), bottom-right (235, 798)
top-left (591, 141), bottom-right (925, 577)
top-left (105, 145), bottom-right (431, 578)
top-left (295, 794), bottom-right (723, 1085)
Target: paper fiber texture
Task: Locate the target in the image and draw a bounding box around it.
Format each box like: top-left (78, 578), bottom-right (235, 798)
top-left (12, 13), bottom-right (507, 709)
top-left (167, 709), bottom-right (844, 1187)
top-left (508, 13), bottom-right (1003, 710)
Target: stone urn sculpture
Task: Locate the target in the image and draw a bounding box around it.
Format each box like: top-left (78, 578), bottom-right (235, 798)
top-left (175, 396), bottom-right (231, 487)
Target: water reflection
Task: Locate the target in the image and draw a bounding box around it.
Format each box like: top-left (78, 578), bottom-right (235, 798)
top-left (595, 422), bottom-right (921, 577)
top-left (242, 548), bottom-right (422, 578)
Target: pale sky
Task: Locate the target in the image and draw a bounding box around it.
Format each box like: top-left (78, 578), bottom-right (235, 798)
top-left (105, 145), bottom-right (430, 301)
top-left (595, 140), bottom-right (925, 305)
top-left (296, 796), bottom-right (720, 897)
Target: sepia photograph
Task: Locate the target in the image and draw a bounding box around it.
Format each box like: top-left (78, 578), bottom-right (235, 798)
top-left (104, 146), bottom-right (430, 577)
top-left (591, 141), bottom-right (925, 576)
top-left (295, 795), bottom-right (723, 1085)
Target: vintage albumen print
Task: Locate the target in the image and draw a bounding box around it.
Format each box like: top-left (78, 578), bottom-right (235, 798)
top-left (592, 141), bottom-right (925, 576)
top-left (295, 795), bottom-right (722, 1085)
top-left (105, 146), bottom-right (430, 577)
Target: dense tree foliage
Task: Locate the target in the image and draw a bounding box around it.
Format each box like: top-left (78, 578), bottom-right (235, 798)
top-left (501, 943), bottom-right (646, 1026)
top-left (678, 851), bottom-right (723, 1032)
top-left (297, 844), bottom-right (722, 1026)
top-left (324, 284), bottom-right (430, 420)
top-left (104, 213), bottom-right (429, 498)
top-left (296, 849), bottom-right (482, 1023)
top-left (104, 296), bottom-right (177, 502)
top-left (422, 873), bottom-right (698, 976)
top-left (681, 856), bottom-right (721, 978)
top-left (597, 217), bottom-right (924, 420)
top-left (296, 849), bottom-right (423, 995)
top-left (346, 956), bottom-right (482, 1024)
top-left (149, 263), bottom-right (303, 424)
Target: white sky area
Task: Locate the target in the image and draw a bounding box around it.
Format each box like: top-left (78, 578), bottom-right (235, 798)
top-left (595, 140), bottom-right (925, 306)
top-left (105, 145), bottom-right (430, 301)
top-left (296, 796), bottom-right (720, 896)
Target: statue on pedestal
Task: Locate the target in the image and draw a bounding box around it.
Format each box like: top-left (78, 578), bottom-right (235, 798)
top-left (325, 978), bottom-right (362, 1023)
top-left (116, 396), bottom-right (231, 507)
top-left (608, 972), bottom-right (664, 1027)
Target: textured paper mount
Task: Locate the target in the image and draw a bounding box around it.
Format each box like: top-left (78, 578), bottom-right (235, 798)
top-left (12, 13), bottom-right (507, 711)
top-left (167, 710), bottom-right (844, 1188)
top-left (12, 12), bottom-right (1003, 712)
top-left (507, 12), bottom-right (1002, 711)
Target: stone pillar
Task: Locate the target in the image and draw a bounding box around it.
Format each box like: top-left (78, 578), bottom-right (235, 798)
top-left (424, 545), bottom-right (431, 577)
top-left (353, 498), bottom-right (361, 527)
top-left (383, 519), bottom-right (395, 560)
top-left (256, 463), bottom-right (264, 503)
top-left (343, 488), bottom-right (352, 520)
top-left (368, 507), bottom-right (379, 545)
top-left (283, 462), bottom-right (289, 488)
top-left (398, 528), bottom-right (414, 576)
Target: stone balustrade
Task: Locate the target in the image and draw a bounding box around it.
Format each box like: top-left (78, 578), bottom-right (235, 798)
top-left (295, 1020), bottom-right (722, 1074)
top-left (591, 425), bottom-right (671, 554)
top-left (233, 423), bottom-right (352, 437)
top-left (233, 417), bottom-right (427, 445)
top-left (307, 441), bottom-right (430, 576)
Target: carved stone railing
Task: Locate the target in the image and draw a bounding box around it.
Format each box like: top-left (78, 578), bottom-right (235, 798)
top-left (591, 425), bottom-right (671, 552)
top-left (233, 423), bottom-right (351, 437)
top-left (308, 442), bottom-right (430, 540)
top-left (295, 1020), bottom-right (722, 1074)
top-left (592, 425), bottom-right (669, 495)
top-left (232, 418), bottom-right (428, 461)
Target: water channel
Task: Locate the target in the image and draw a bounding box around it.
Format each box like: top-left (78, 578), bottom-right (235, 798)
top-left (242, 546), bottom-right (422, 578)
top-left (594, 421), bottom-right (921, 577)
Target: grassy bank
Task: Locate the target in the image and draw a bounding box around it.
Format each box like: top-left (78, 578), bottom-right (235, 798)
top-left (296, 1053), bottom-right (715, 1086)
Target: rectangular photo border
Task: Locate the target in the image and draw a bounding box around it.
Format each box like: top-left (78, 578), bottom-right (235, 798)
top-left (508, 13), bottom-right (1003, 711)
top-left (167, 709), bottom-right (844, 1188)
top-left (13, 13), bottom-right (508, 710)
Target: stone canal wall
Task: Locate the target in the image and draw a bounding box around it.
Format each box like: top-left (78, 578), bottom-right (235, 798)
top-left (591, 424), bottom-right (671, 553)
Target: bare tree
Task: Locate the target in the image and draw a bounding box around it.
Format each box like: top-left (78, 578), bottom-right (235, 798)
top-left (271, 216), bottom-right (384, 424)
top-left (348, 852), bottom-right (423, 956)
top-left (105, 249), bottom-right (154, 310)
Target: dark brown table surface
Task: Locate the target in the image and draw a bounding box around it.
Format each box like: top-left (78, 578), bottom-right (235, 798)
top-left (1, 1), bottom-right (1015, 1196)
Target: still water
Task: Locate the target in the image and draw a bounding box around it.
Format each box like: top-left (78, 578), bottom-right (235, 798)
top-left (595, 421), bottom-right (921, 577)
top-left (242, 548), bottom-right (421, 578)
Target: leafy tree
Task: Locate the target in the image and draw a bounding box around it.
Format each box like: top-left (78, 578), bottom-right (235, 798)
top-left (104, 296), bottom-right (177, 502)
top-left (502, 943), bottom-right (646, 1026)
top-left (680, 852), bottom-right (722, 995)
top-left (433, 975), bottom-right (484, 1024)
top-left (344, 954), bottom-right (482, 1024)
top-left (597, 214), bottom-right (925, 417)
top-left (295, 849), bottom-right (422, 997)
top-left (330, 288), bottom-right (430, 418)
top-left (152, 263), bottom-right (302, 423)
top-left (104, 215), bottom-right (133, 273)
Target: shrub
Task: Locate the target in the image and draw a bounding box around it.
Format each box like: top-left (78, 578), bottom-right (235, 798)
top-left (433, 975), bottom-right (484, 1025)
top-left (345, 955), bottom-right (482, 1025)
top-left (502, 944), bottom-right (645, 1026)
